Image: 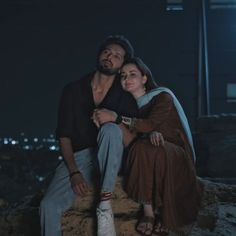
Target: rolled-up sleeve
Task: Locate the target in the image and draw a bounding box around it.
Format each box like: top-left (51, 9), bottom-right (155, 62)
top-left (55, 85), bottom-right (74, 139)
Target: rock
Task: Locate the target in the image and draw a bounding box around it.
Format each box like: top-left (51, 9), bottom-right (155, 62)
top-left (61, 177), bottom-right (236, 236)
top-left (0, 178), bottom-right (235, 236)
top-left (0, 199), bottom-right (8, 209)
top-left (0, 155), bottom-right (12, 161)
top-left (195, 114), bottom-right (236, 178)
top-left (0, 193), bottom-right (42, 236)
top-left (61, 178), bottom-right (139, 236)
top-left (196, 203), bottom-right (218, 231)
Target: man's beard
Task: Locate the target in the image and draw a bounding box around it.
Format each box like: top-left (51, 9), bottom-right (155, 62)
top-left (96, 62), bottom-right (119, 76)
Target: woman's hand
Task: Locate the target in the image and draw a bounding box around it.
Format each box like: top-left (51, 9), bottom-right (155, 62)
top-left (149, 131), bottom-right (164, 146)
top-left (92, 108), bottom-right (117, 127)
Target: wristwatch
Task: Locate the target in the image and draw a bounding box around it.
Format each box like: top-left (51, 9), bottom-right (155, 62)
top-left (115, 115), bottom-right (122, 124)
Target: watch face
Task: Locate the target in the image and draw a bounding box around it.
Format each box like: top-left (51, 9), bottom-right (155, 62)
top-left (123, 117), bottom-right (131, 123)
top-left (121, 116), bottom-right (132, 126)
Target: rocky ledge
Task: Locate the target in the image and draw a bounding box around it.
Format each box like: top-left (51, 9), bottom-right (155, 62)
top-left (61, 177), bottom-right (236, 236)
top-left (0, 178), bottom-right (236, 236)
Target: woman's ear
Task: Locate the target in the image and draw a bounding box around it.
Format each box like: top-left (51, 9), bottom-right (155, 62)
top-left (142, 75), bottom-right (148, 84)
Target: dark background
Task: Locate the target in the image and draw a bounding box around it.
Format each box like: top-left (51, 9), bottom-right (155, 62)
top-left (0, 0), bottom-right (236, 137)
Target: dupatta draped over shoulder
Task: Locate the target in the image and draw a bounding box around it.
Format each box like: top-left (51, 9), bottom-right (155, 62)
top-left (136, 87), bottom-right (196, 162)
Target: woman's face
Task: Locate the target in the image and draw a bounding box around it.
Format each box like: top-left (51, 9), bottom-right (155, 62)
top-left (120, 63), bottom-right (147, 96)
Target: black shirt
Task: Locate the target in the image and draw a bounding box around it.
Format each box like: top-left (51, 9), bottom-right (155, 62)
top-left (56, 72), bottom-right (138, 152)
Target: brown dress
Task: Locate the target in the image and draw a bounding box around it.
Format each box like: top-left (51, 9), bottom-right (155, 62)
top-left (125, 92), bottom-right (202, 230)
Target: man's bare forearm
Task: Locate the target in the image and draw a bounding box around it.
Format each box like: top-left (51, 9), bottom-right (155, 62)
top-left (59, 137), bottom-right (78, 174)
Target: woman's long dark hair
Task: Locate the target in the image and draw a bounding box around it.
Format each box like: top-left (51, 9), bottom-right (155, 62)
top-left (121, 57), bottom-right (158, 92)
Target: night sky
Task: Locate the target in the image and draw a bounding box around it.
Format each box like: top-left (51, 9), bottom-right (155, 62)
top-left (0, 1), bottom-right (166, 137)
top-left (1, 1), bottom-right (235, 137)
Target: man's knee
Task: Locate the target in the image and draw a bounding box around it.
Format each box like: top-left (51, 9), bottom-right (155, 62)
top-left (98, 122), bottom-right (122, 138)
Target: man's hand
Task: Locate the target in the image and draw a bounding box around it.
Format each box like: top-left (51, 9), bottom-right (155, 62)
top-left (70, 172), bottom-right (89, 197)
top-left (92, 108), bottom-right (117, 126)
top-left (91, 110), bottom-right (101, 128)
top-left (149, 131), bottom-right (164, 146)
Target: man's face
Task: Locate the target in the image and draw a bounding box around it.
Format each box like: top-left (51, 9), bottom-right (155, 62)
top-left (97, 44), bottom-right (125, 75)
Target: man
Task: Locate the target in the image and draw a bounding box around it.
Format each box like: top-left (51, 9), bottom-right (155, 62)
top-left (40, 35), bottom-right (138, 236)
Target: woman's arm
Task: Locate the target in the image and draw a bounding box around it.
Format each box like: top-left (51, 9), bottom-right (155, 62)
top-left (92, 92), bottom-right (173, 134)
top-left (122, 92), bottom-right (173, 133)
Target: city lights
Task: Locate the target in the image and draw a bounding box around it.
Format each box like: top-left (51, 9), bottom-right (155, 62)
top-left (0, 133), bottom-right (59, 151)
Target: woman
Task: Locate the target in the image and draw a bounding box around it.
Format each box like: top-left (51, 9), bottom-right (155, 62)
top-left (117, 57), bottom-right (202, 235)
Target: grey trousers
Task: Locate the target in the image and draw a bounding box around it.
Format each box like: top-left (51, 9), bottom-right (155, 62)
top-left (40, 123), bottom-right (123, 236)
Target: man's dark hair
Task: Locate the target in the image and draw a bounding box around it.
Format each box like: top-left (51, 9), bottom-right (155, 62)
top-left (97, 35), bottom-right (134, 61)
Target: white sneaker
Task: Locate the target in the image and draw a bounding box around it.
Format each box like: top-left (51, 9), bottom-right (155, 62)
top-left (97, 207), bottom-right (116, 236)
